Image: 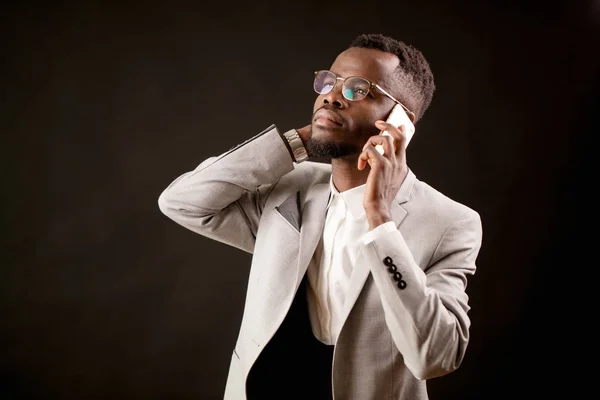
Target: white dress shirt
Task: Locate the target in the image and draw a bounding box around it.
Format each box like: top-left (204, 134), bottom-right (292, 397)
top-left (306, 176), bottom-right (395, 345)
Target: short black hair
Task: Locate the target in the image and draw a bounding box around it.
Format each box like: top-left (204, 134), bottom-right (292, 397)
top-left (349, 33), bottom-right (435, 122)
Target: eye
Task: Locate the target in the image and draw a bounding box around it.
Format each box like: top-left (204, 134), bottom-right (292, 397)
top-left (322, 83), bottom-right (334, 92)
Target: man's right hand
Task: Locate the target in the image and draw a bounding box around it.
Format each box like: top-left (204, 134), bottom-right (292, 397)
top-left (296, 124), bottom-right (311, 151)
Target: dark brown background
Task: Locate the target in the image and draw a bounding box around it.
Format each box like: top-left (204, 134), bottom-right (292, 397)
top-left (2, 1), bottom-right (597, 399)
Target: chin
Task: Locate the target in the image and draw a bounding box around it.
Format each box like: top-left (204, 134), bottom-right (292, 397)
top-left (306, 132), bottom-right (358, 159)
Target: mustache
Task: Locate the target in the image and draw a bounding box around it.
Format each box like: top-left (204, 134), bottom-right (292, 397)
top-left (312, 106), bottom-right (346, 125)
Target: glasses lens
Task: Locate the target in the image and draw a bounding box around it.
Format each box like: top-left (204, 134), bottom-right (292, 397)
top-left (343, 77), bottom-right (370, 101)
top-left (314, 71), bottom-right (336, 94)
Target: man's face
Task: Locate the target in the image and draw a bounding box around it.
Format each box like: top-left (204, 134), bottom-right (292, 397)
top-left (307, 47), bottom-right (401, 160)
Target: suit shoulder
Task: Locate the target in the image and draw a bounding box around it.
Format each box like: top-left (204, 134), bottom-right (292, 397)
top-left (281, 160), bottom-right (331, 186)
top-left (410, 177), bottom-right (481, 225)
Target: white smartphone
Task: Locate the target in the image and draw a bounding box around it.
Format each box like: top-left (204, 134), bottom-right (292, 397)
top-left (375, 104), bottom-right (416, 155)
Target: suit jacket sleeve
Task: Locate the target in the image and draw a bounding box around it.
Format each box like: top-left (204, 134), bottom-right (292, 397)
top-left (364, 210), bottom-right (483, 380)
top-left (157, 124), bottom-right (295, 253)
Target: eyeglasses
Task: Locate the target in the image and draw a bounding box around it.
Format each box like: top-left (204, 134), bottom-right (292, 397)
top-left (313, 70), bottom-right (415, 121)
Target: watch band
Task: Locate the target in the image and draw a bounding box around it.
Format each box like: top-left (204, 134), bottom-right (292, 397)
top-left (283, 129), bottom-right (309, 163)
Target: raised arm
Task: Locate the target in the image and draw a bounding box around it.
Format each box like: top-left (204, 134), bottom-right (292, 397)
top-left (158, 125), bottom-right (297, 253)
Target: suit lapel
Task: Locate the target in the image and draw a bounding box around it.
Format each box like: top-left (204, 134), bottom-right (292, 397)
top-left (297, 182), bottom-right (330, 283)
top-left (273, 182), bottom-right (331, 286)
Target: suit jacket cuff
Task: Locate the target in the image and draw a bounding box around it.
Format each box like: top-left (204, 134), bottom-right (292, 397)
top-left (362, 221), bottom-right (397, 245)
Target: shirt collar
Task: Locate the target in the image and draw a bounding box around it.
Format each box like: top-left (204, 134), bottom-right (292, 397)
top-left (326, 175), bottom-right (367, 220)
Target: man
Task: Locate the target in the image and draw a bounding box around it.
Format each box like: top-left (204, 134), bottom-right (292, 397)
top-left (158, 33), bottom-right (483, 400)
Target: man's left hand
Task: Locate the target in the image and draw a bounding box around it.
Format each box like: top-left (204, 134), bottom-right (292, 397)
top-left (358, 120), bottom-right (409, 230)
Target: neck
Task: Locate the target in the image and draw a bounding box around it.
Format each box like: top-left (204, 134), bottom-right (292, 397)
top-left (330, 156), bottom-right (370, 192)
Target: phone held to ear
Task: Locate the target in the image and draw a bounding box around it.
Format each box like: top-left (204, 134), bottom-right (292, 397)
top-left (375, 104), bottom-right (415, 155)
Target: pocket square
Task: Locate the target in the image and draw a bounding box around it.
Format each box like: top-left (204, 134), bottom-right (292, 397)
top-left (275, 191), bottom-right (302, 231)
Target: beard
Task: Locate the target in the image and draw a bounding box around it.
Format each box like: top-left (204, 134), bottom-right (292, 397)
top-left (304, 132), bottom-right (359, 160)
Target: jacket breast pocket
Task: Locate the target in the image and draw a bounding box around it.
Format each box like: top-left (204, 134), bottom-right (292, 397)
top-left (274, 207), bottom-right (301, 234)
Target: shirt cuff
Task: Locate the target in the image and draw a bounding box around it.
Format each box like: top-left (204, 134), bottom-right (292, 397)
top-left (362, 221), bottom-right (397, 245)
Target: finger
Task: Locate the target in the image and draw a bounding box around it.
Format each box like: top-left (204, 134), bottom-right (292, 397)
top-left (375, 134), bottom-right (395, 155)
top-left (375, 120), bottom-right (407, 153)
top-left (364, 134), bottom-right (395, 157)
top-left (358, 141), bottom-right (387, 170)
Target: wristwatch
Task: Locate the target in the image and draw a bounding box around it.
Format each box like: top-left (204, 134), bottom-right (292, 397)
top-left (282, 129), bottom-right (309, 163)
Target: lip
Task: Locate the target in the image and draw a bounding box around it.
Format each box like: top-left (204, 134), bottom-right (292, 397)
top-left (314, 109), bottom-right (344, 126)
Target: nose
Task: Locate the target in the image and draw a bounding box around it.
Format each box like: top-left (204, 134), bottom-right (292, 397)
top-left (322, 82), bottom-right (348, 109)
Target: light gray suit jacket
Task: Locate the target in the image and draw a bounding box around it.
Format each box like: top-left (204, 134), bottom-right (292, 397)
top-left (158, 124), bottom-right (483, 400)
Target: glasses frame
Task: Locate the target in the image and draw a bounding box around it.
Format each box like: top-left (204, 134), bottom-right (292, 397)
top-left (313, 70), bottom-right (415, 122)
